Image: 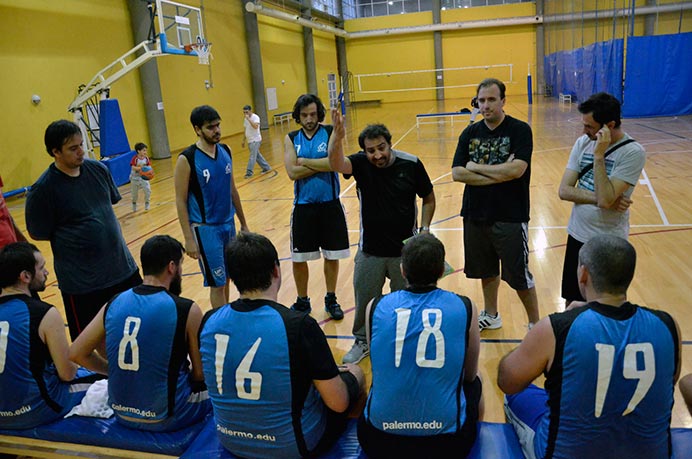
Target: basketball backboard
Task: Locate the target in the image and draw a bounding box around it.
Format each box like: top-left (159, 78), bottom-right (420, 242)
top-left (156, 0), bottom-right (205, 56)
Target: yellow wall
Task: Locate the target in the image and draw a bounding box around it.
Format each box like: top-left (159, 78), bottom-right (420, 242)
top-left (345, 4), bottom-right (536, 103)
top-left (258, 16), bottom-right (307, 117)
top-left (314, 30), bottom-right (339, 104)
top-left (0, 0), bottom-right (148, 192)
top-left (442, 4), bottom-right (536, 100)
top-left (257, 18), bottom-right (338, 118)
top-left (346, 11), bottom-right (436, 103)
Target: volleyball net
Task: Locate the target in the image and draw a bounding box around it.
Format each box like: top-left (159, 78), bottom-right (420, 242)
top-left (354, 64), bottom-right (513, 94)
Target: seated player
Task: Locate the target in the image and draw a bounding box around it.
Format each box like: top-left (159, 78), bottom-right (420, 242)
top-left (70, 235), bottom-right (210, 431)
top-left (358, 234), bottom-right (482, 458)
top-left (0, 242), bottom-right (99, 429)
top-left (498, 234), bottom-right (681, 459)
top-left (198, 232), bottom-right (364, 459)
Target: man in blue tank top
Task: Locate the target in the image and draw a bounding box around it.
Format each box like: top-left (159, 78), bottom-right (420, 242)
top-left (0, 242), bottom-right (99, 429)
top-left (174, 105), bottom-right (249, 308)
top-left (199, 232), bottom-right (364, 459)
top-left (70, 235), bottom-right (211, 432)
top-left (498, 235), bottom-right (681, 459)
top-left (284, 94), bottom-right (350, 320)
top-left (358, 234), bottom-right (482, 458)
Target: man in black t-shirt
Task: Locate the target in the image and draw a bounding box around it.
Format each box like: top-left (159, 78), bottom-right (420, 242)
top-left (328, 109), bottom-right (436, 364)
top-left (451, 78), bottom-right (539, 332)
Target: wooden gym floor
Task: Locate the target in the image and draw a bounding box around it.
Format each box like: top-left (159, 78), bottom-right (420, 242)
top-left (7, 96), bottom-right (692, 427)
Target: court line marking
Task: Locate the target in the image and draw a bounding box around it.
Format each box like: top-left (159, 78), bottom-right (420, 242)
top-left (639, 168), bottom-right (670, 225)
top-left (634, 122), bottom-right (692, 141)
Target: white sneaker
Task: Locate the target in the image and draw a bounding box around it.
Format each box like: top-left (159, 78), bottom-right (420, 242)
top-left (478, 310), bottom-right (502, 330)
top-left (343, 340), bottom-right (369, 364)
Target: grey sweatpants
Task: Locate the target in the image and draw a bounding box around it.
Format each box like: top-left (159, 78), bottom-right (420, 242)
top-left (352, 249), bottom-right (406, 341)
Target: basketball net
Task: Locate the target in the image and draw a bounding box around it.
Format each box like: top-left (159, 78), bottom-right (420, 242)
top-left (184, 38), bottom-right (213, 65)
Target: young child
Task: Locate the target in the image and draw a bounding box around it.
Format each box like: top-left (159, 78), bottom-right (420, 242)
top-left (130, 142), bottom-right (152, 211)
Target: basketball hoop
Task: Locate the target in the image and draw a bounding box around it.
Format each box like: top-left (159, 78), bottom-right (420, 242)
top-left (184, 37), bottom-right (212, 65)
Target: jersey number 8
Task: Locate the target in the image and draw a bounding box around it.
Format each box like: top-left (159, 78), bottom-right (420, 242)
top-left (118, 317), bottom-right (142, 371)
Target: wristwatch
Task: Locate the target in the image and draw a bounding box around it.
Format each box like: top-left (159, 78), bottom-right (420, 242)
top-left (419, 226), bottom-right (430, 232)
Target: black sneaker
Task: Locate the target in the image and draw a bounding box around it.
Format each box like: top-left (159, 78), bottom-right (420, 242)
top-left (325, 302), bottom-right (344, 320)
top-left (291, 297), bottom-right (311, 313)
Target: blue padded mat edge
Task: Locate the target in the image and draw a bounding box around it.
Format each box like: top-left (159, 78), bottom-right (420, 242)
top-left (0, 413), bottom-right (211, 456)
top-left (180, 419), bottom-right (525, 459)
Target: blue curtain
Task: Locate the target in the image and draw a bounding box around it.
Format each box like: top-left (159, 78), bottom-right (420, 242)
top-left (623, 32), bottom-right (692, 117)
top-left (543, 39), bottom-right (624, 103)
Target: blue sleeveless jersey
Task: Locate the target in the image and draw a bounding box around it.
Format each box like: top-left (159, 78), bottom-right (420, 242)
top-left (0, 295), bottom-right (75, 429)
top-left (199, 299), bottom-right (333, 459)
top-left (105, 285), bottom-right (194, 422)
top-left (289, 125), bottom-right (340, 204)
top-left (541, 302), bottom-right (678, 459)
top-left (364, 287), bottom-right (472, 436)
top-left (181, 143), bottom-right (235, 225)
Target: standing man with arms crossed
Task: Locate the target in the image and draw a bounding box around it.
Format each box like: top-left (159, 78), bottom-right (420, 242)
top-left (498, 235), bottom-right (680, 459)
top-left (451, 78), bottom-right (539, 331)
top-left (175, 105), bottom-right (249, 309)
top-left (198, 232), bottom-right (364, 459)
top-left (70, 235), bottom-right (211, 432)
top-left (558, 92), bottom-right (645, 306)
top-left (25, 120), bottom-right (141, 340)
top-left (358, 234), bottom-right (482, 458)
top-left (284, 94), bottom-right (350, 319)
top-left (0, 242), bottom-right (99, 429)
top-left (242, 104), bottom-right (272, 178)
top-left (328, 108), bottom-right (436, 364)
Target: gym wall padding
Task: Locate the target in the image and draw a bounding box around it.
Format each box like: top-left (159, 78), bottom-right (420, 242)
top-left (99, 99), bottom-right (131, 158)
top-left (622, 32), bottom-right (692, 118)
top-left (544, 39), bottom-right (624, 104)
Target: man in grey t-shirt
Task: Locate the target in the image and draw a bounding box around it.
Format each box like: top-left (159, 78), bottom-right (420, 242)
top-left (26, 120), bottom-right (141, 340)
top-left (557, 93), bottom-right (645, 305)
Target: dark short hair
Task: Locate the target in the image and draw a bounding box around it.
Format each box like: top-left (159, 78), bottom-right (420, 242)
top-left (358, 124), bottom-right (392, 150)
top-left (190, 105), bottom-right (221, 129)
top-left (225, 232), bottom-right (279, 294)
top-left (0, 242), bottom-right (40, 289)
top-left (243, 105), bottom-right (252, 111)
top-left (44, 120), bottom-right (81, 157)
top-left (134, 142), bottom-right (147, 152)
top-left (578, 235), bottom-right (636, 295)
top-left (140, 235), bottom-right (184, 277)
top-left (578, 92), bottom-right (622, 128)
top-left (477, 78), bottom-right (506, 100)
top-left (401, 234), bottom-right (445, 286)
top-left (291, 94), bottom-right (326, 124)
